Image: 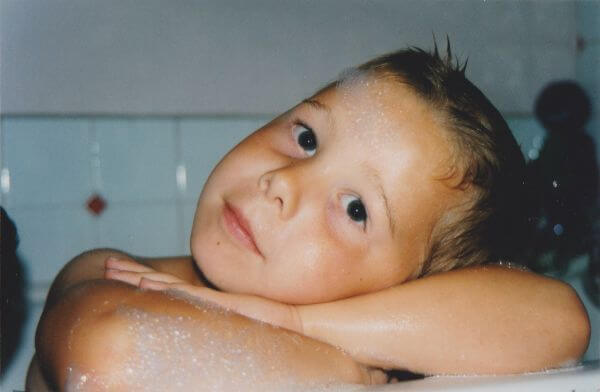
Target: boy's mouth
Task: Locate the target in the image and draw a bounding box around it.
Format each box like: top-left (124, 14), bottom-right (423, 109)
top-left (222, 202), bottom-right (264, 258)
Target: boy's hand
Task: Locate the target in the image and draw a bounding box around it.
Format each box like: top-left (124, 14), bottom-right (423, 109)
top-left (104, 257), bottom-right (303, 334)
top-left (104, 257), bottom-right (186, 285)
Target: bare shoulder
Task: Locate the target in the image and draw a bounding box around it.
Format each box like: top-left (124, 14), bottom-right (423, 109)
top-left (47, 248), bottom-right (134, 305)
top-left (48, 249), bottom-right (203, 306)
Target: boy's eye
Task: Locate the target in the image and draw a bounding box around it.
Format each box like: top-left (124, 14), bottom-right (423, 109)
top-left (341, 195), bottom-right (368, 227)
top-left (293, 123), bottom-right (317, 157)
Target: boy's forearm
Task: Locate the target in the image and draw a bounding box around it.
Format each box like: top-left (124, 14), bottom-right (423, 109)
top-left (298, 265), bottom-right (590, 374)
top-left (36, 280), bottom-right (377, 390)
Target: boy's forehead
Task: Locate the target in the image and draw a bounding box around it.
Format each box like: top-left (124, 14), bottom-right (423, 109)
top-left (309, 74), bottom-right (455, 179)
top-left (336, 67), bottom-right (375, 91)
top-left (314, 74), bottom-right (424, 139)
top-left (316, 73), bottom-right (409, 119)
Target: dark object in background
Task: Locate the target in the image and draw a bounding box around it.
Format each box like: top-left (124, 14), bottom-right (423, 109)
top-left (1, 207), bottom-right (28, 378)
top-left (584, 222), bottom-right (600, 307)
top-left (526, 81), bottom-right (599, 279)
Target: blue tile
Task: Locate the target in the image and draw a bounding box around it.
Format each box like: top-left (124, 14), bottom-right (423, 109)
top-left (2, 117), bottom-right (92, 207)
top-left (6, 205), bottom-right (97, 284)
top-left (97, 202), bottom-right (181, 257)
top-left (180, 117), bottom-right (269, 202)
top-left (95, 118), bottom-right (178, 203)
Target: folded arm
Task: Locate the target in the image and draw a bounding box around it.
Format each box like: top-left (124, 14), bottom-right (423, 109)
top-left (32, 250), bottom-right (383, 391)
top-left (297, 265), bottom-right (590, 374)
top-left (102, 255), bottom-right (591, 376)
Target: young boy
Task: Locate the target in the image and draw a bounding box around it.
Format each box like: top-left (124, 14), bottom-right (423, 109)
top-left (29, 47), bottom-right (590, 391)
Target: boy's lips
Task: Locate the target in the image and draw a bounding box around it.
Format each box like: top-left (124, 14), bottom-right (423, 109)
top-left (222, 202), bottom-right (263, 258)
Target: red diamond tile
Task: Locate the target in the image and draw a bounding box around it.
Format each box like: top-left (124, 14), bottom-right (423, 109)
top-left (86, 193), bottom-right (107, 216)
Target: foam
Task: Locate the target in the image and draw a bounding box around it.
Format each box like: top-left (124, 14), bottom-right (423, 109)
top-left (64, 302), bottom-right (372, 391)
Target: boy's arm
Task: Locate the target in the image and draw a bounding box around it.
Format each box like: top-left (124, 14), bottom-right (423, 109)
top-left (33, 250), bottom-right (383, 390)
top-left (108, 260), bottom-right (590, 375)
top-left (297, 265), bottom-right (590, 374)
top-left (37, 281), bottom-right (378, 390)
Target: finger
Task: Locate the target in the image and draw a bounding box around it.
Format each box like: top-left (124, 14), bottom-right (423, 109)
top-left (105, 268), bottom-right (143, 286)
top-left (105, 257), bottom-right (154, 273)
top-left (139, 278), bottom-right (169, 291)
top-left (169, 285), bottom-right (225, 302)
top-left (138, 272), bottom-right (185, 285)
top-left (105, 269), bottom-right (185, 287)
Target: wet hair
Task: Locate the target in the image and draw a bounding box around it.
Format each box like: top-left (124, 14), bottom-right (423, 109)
top-left (345, 45), bottom-right (530, 275)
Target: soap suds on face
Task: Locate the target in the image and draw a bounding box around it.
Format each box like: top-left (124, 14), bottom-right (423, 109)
top-left (334, 70), bottom-right (401, 160)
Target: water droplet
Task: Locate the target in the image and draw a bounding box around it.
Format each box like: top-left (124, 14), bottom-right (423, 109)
top-left (528, 148), bottom-right (539, 160)
top-left (553, 224), bottom-right (564, 236)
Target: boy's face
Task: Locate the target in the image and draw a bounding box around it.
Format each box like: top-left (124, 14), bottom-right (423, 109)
top-left (191, 76), bottom-right (458, 304)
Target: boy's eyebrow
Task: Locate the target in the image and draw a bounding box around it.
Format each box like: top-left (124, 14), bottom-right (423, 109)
top-left (362, 163), bottom-right (395, 236)
top-left (302, 98), bottom-right (331, 114)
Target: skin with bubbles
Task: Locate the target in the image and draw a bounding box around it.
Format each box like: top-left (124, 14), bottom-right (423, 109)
top-left (63, 293), bottom-right (373, 392)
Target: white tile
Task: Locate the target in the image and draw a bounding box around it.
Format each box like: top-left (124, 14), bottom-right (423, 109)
top-left (576, 42), bottom-right (600, 156)
top-left (95, 118), bottom-right (178, 202)
top-left (180, 117), bottom-right (269, 202)
top-left (97, 202), bottom-right (181, 258)
top-left (5, 206), bottom-right (97, 284)
top-left (576, 43), bottom-right (600, 102)
top-left (2, 117), bottom-right (92, 207)
top-left (531, 2), bottom-right (577, 45)
top-left (577, 0), bottom-right (600, 41)
top-left (470, 45), bottom-right (534, 114)
top-left (0, 302), bottom-right (44, 392)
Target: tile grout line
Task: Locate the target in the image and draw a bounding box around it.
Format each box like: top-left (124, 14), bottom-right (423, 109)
top-left (88, 119), bottom-right (102, 244)
top-left (174, 118), bottom-right (188, 253)
top-left (0, 118), bottom-right (5, 206)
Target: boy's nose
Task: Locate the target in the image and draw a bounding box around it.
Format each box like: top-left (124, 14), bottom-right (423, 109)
top-left (258, 167), bottom-right (300, 220)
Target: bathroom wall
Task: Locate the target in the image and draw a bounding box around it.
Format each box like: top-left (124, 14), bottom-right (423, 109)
top-left (1, 1), bottom-right (598, 390)
top-left (0, 0), bottom-right (579, 116)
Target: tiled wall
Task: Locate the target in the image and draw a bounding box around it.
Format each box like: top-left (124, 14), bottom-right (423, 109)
top-left (1, 116), bottom-right (270, 289)
top-left (0, 115), bottom-right (269, 389)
